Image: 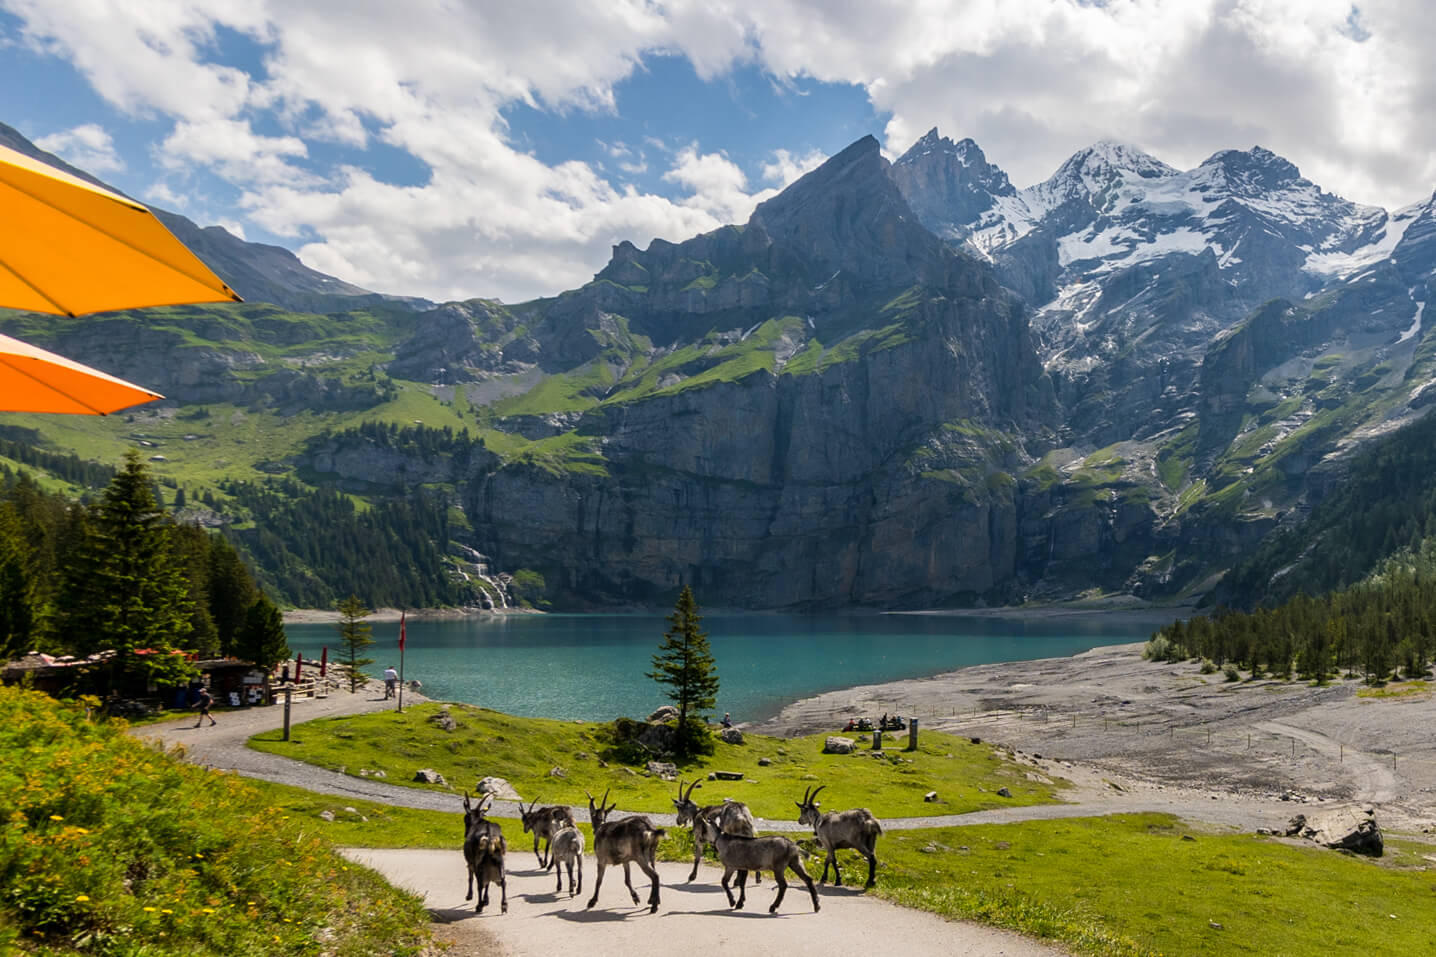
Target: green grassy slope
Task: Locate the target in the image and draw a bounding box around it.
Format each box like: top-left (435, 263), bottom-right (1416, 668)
top-left (0, 686), bottom-right (430, 956)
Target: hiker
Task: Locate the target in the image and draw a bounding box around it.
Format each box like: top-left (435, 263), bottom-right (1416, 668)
top-left (193, 684), bottom-right (216, 728)
top-left (383, 664), bottom-right (399, 699)
top-left (721, 712), bottom-right (733, 729)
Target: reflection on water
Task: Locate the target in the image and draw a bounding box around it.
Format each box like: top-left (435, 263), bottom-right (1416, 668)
top-left (285, 611), bottom-right (1169, 722)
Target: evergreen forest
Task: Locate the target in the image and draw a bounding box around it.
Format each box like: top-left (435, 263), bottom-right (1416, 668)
top-left (0, 455), bottom-right (287, 693)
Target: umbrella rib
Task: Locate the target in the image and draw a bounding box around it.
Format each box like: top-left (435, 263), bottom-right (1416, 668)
top-left (0, 354), bottom-right (109, 416)
top-left (0, 252), bottom-right (78, 316)
top-left (1, 176), bottom-right (240, 303)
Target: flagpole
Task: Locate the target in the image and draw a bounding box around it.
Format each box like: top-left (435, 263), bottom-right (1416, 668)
top-left (397, 610), bottom-right (406, 714)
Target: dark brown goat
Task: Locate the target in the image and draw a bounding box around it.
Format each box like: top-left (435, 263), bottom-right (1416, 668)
top-left (584, 788), bottom-right (665, 914)
top-left (519, 797), bottom-right (576, 868)
top-left (462, 792), bottom-right (507, 913)
top-left (796, 784), bottom-right (883, 887)
top-left (672, 779), bottom-right (758, 882)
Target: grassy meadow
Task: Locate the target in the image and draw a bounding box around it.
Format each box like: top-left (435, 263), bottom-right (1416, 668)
top-left (877, 814), bottom-right (1436, 957)
top-left (246, 701), bottom-right (1063, 820)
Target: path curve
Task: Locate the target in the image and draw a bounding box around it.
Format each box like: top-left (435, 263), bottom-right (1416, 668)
top-left (134, 688), bottom-right (1285, 833)
top-left (346, 852), bottom-right (1069, 957)
top-left (1254, 721), bottom-right (1398, 804)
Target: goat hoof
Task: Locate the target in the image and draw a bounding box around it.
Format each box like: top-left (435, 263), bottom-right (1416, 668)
top-left (585, 899), bottom-right (596, 910)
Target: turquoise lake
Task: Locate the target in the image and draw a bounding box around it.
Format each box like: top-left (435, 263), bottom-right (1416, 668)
top-left (284, 611), bottom-right (1170, 723)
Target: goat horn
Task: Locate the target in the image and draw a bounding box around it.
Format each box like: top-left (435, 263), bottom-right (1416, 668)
top-left (685, 779), bottom-right (701, 801)
top-left (810, 785), bottom-right (826, 802)
top-left (800, 785), bottom-right (812, 805)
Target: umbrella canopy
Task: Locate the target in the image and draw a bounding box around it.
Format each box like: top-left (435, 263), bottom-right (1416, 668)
top-left (0, 142), bottom-right (240, 317)
top-left (0, 330), bottom-right (163, 415)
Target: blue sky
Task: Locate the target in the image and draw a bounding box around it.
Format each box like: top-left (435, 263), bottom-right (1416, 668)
top-left (2, 1), bottom-right (1432, 303)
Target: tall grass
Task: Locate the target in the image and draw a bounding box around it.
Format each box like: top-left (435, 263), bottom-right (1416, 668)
top-left (0, 686), bottom-right (430, 956)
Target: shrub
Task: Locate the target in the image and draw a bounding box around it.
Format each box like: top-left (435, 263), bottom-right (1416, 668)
top-left (675, 717), bottom-right (715, 759)
top-left (1223, 664), bottom-right (1241, 682)
top-left (1199, 658), bottom-right (1217, 675)
top-left (1142, 636), bottom-right (1172, 661)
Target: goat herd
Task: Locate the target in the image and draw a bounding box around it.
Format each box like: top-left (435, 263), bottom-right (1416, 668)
top-left (462, 781), bottom-right (884, 917)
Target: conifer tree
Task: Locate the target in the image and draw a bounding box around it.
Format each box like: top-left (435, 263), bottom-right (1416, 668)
top-left (648, 586), bottom-right (719, 756)
top-left (208, 535), bottom-right (259, 657)
top-left (335, 594), bottom-right (375, 693)
top-left (57, 451), bottom-right (196, 691)
top-left (236, 594), bottom-right (290, 672)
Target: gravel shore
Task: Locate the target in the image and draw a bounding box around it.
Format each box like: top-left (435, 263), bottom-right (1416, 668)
top-left (755, 642), bottom-right (1436, 835)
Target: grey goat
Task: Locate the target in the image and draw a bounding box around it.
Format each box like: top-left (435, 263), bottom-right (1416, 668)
top-left (519, 797), bottom-right (577, 868)
top-left (795, 784), bottom-right (883, 887)
top-left (547, 823), bottom-right (585, 897)
top-left (584, 788), bottom-right (665, 914)
top-left (462, 792), bottom-right (507, 913)
top-left (709, 829), bottom-right (819, 914)
top-left (672, 779), bottom-right (758, 882)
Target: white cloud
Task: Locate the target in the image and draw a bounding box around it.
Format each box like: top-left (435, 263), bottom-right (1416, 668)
top-left (7, 0), bottom-right (1436, 303)
top-left (761, 148), bottom-right (827, 187)
top-left (159, 118), bottom-right (313, 186)
top-left (34, 123), bottom-right (124, 173)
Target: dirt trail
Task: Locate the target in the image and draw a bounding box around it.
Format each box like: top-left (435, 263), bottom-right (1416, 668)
top-left (346, 851), bottom-right (1068, 957)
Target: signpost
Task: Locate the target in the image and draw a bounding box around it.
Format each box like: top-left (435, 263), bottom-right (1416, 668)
top-left (397, 611), bottom-right (407, 714)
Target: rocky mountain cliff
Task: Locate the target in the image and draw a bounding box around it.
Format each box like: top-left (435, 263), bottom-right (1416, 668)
top-left (4, 123), bottom-right (1435, 610)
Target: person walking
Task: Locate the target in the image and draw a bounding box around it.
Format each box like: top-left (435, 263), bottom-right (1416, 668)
top-left (193, 684), bottom-right (216, 728)
top-left (383, 664), bottom-right (399, 699)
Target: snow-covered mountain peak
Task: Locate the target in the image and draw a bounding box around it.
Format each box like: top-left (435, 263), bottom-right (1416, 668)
top-left (1198, 146), bottom-right (1305, 195)
top-left (1056, 140), bottom-right (1177, 183)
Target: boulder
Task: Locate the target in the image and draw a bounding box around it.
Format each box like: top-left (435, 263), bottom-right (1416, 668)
top-left (646, 761), bottom-right (679, 781)
top-left (413, 768), bottom-right (448, 786)
top-left (636, 722), bottom-right (677, 755)
top-left (1290, 806), bottom-right (1383, 856)
top-left (996, 786), bottom-right (1013, 798)
top-left (711, 770), bottom-right (743, 781)
top-left (476, 776), bottom-right (520, 800)
top-left (648, 705), bottom-right (680, 722)
top-left (824, 736), bottom-right (856, 755)
top-left (719, 727), bottom-right (744, 744)
top-left (924, 791), bottom-right (939, 802)
top-left (428, 712), bottom-right (458, 732)
top-left (757, 757), bottom-right (772, 767)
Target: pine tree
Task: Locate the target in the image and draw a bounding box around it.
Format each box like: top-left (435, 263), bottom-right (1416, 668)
top-left (57, 451), bottom-right (196, 692)
top-left (236, 594), bottom-right (290, 672)
top-left (647, 586), bottom-right (719, 757)
top-left (0, 503), bottom-right (35, 660)
top-left (335, 594), bottom-right (375, 693)
top-left (208, 534), bottom-right (259, 657)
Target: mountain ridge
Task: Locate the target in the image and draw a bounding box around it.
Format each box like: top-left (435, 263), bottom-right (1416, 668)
top-left (2, 122), bottom-right (1435, 612)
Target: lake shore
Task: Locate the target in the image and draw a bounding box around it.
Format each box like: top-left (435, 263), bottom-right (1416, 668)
top-left (753, 641), bottom-right (1436, 835)
top-left (281, 605), bottom-right (539, 624)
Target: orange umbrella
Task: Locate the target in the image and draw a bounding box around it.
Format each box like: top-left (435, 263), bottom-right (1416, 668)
top-left (0, 331), bottom-right (162, 415)
top-left (0, 141), bottom-right (242, 413)
top-left (0, 142), bottom-right (240, 317)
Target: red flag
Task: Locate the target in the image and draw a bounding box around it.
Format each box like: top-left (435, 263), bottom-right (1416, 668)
top-left (399, 611), bottom-right (406, 652)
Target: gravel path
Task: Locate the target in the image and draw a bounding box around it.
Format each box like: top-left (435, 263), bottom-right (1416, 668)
top-left (345, 853), bottom-right (1069, 957)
